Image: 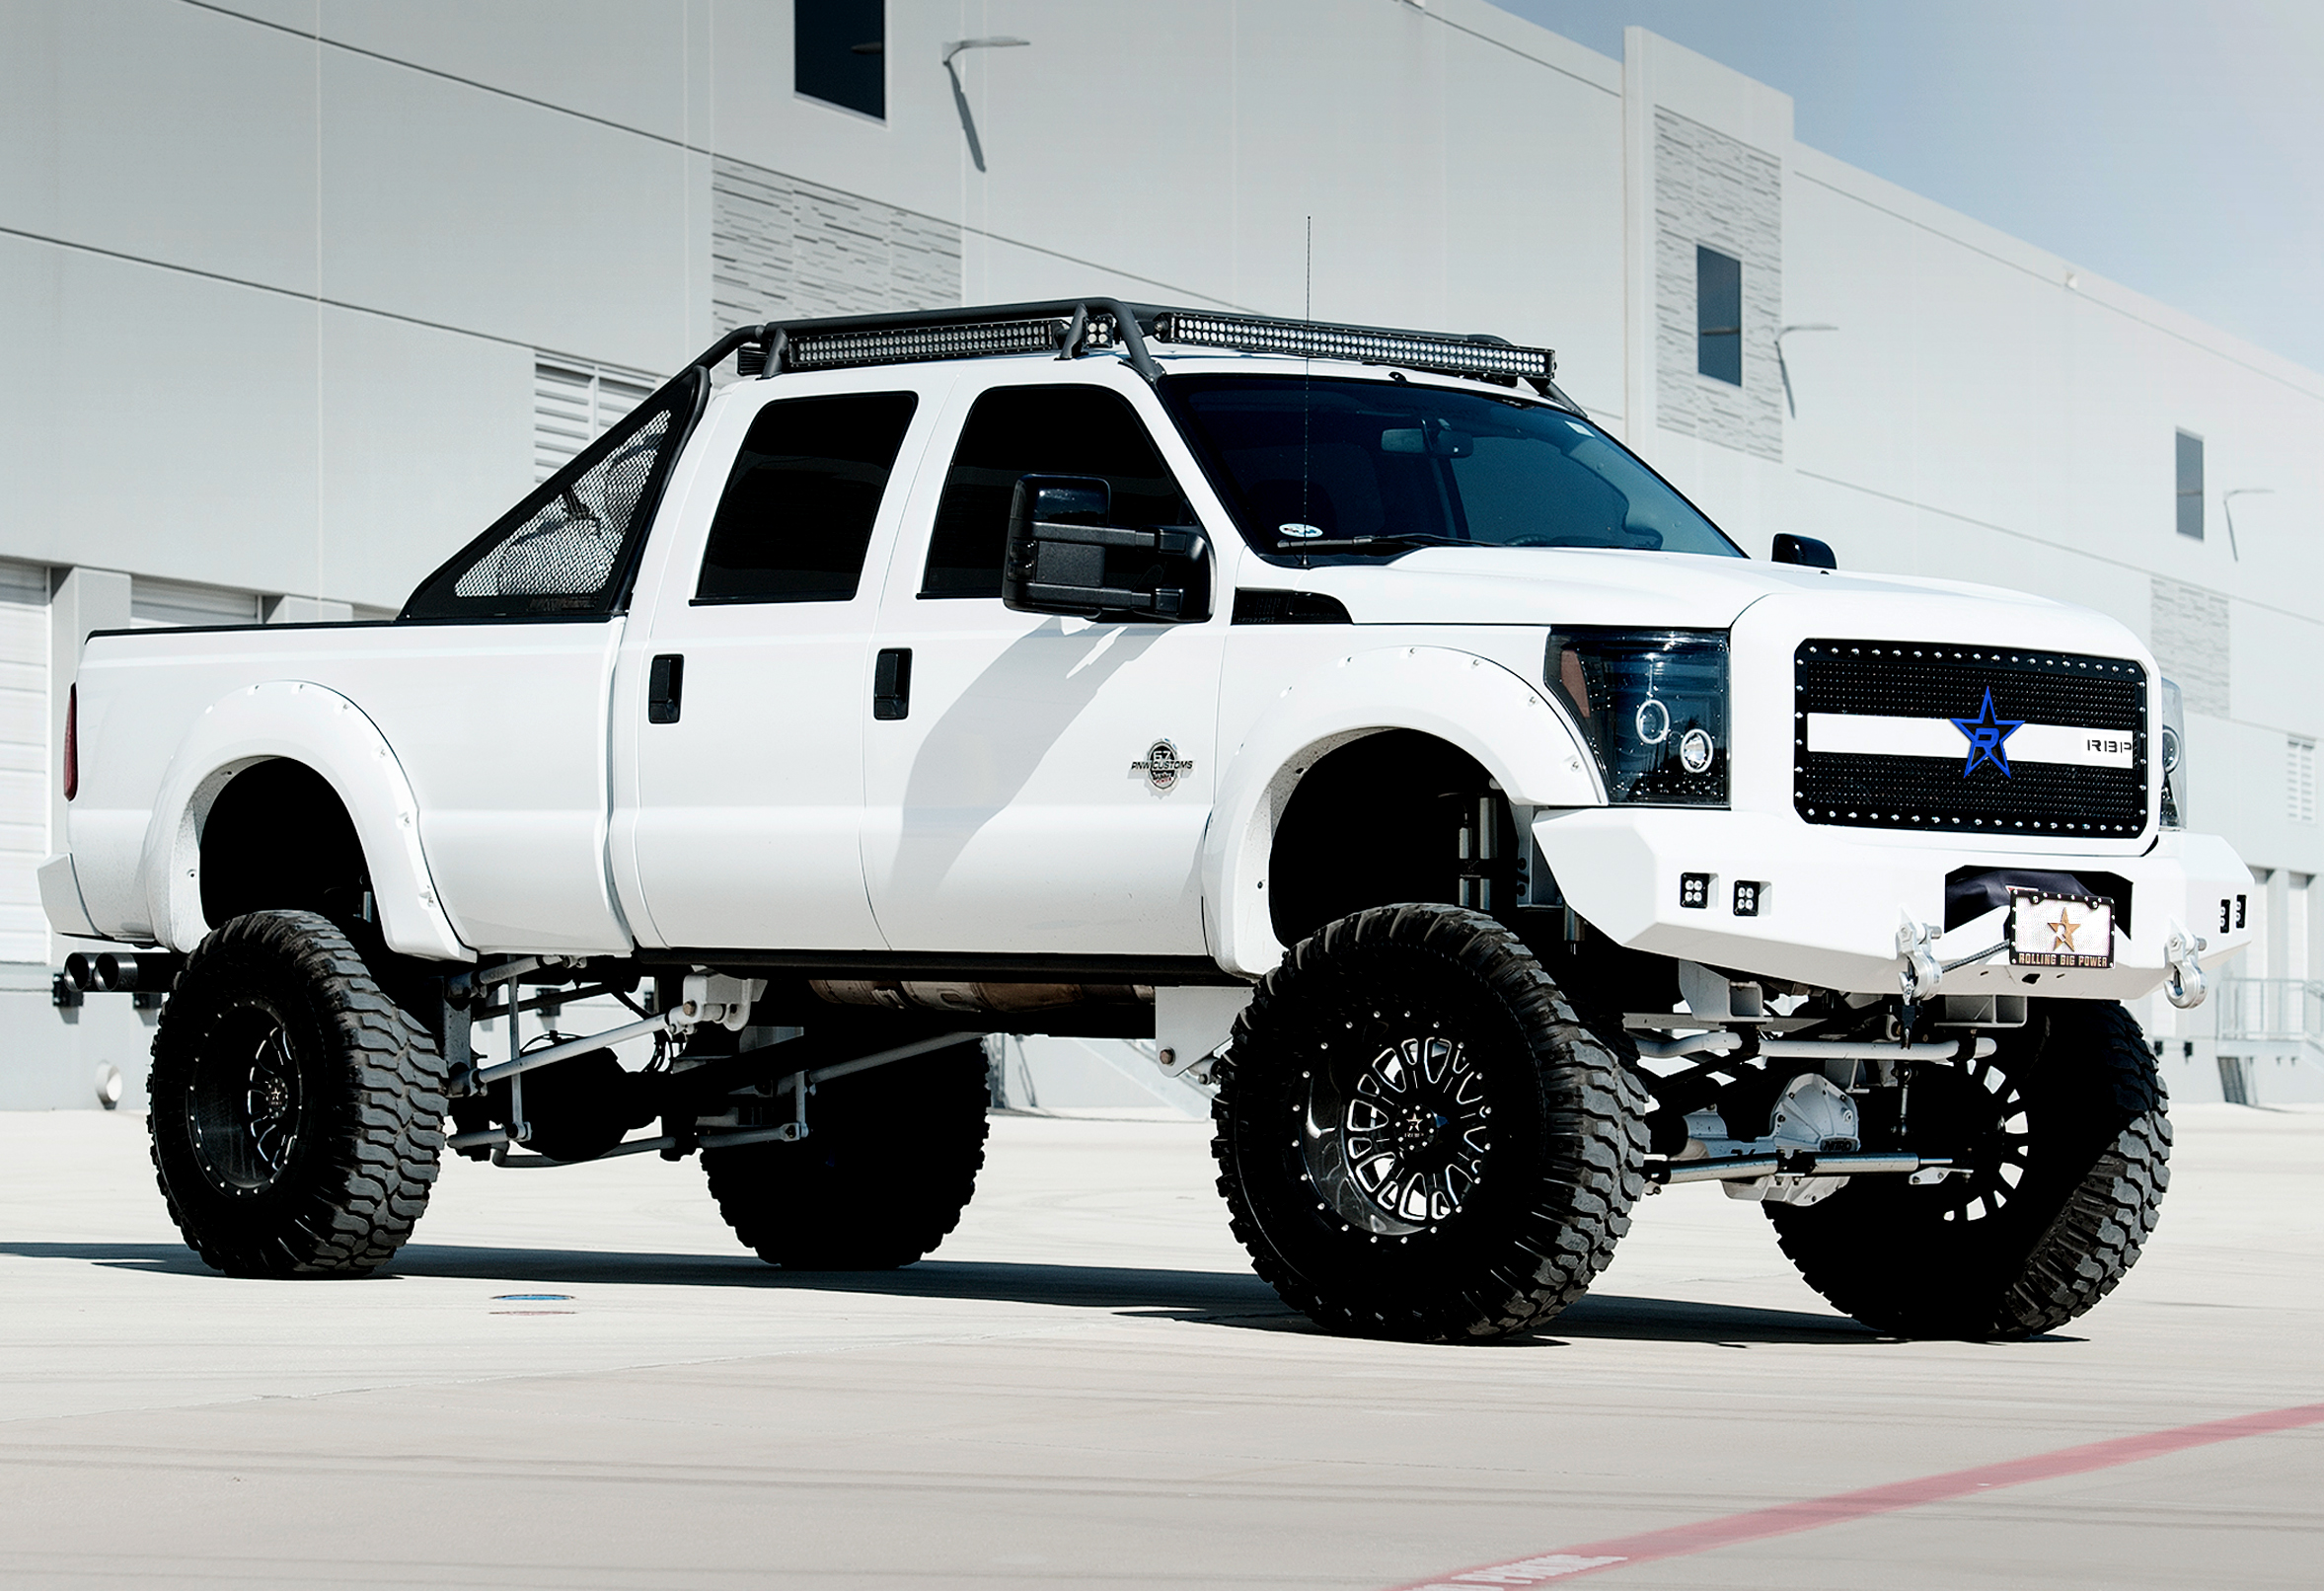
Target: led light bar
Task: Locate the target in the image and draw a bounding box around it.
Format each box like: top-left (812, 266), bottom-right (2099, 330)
top-left (1152, 311), bottom-right (1553, 385)
top-left (786, 314), bottom-right (1116, 372)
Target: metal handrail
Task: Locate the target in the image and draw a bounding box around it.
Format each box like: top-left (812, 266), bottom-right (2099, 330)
top-left (2213, 977), bottom-right (2324, 1046)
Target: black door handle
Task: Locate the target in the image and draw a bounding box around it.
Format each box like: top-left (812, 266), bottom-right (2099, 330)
top-left (647, 653), bottom-right (684, 722)
top-left (872, 648), bottom-right (912, 720)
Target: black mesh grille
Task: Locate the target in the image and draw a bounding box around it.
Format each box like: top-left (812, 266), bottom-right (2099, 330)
top-left (1794, 639), bottom-right (2148, 836)
top-left (403, 367), bottom-right (707, 621)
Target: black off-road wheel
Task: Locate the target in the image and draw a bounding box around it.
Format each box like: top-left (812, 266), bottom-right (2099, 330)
top-left (1213, 904), bottom-right (1648, 1341)
top-left (147, 909), bottom-right (448, 1277)
top-left (1767, 999), bottom-right (2169, 1339)
top-left (704, 1038), bottom-right (992, 1270)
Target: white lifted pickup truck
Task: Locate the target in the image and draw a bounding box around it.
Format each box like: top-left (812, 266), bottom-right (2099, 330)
top-left (46, 298), bottom-right (2251, 1341)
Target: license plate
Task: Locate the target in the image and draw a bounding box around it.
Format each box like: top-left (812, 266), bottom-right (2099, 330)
top-left (2008, 889), bottom-right (2115, 968)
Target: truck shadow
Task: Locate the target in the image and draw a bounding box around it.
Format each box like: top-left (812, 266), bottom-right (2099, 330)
top-left (0, 1239), bottom-right (1887, 1344)
top-left (1553, 1292), bottom-right (1879, 1344)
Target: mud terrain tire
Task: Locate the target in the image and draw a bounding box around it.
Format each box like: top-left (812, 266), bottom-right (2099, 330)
top-left (1213, 904), bottom-right (1647, 1341)
top-left (1768, 1000), bottom-right (2169, 1338)
top-left (704, 1037), bottom-right (992, 1269)
top-left (147, 909), bottom-right (447, 1277)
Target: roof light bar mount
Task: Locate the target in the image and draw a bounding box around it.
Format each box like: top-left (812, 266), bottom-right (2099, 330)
top-left (718, 298), bottom-right (1159, 384)
top-left (688, 298), bottom-right (1563, 400)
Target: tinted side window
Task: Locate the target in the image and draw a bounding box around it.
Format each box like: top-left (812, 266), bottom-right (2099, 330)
top-left (923, 385), bottom-right (1189, 598)
top-left (695, 392), bottom-right (918, 604)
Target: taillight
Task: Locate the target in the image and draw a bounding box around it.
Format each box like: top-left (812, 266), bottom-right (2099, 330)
top-left (63, 683), bottom-right (77, 801)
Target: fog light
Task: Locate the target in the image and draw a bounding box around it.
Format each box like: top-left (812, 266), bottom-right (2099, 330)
top-left (94, 1063), bottom-right (122, 1109)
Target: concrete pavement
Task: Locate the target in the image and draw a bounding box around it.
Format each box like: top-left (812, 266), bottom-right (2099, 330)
top-left (1, 1102), bottom-right (2319, 1588)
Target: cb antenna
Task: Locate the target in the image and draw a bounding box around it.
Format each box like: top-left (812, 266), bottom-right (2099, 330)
top-left (1303, 216), bottom-right (1313, 533)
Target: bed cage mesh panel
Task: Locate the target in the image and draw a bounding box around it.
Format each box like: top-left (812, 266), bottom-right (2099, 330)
top-left (403, 368), bottom-right (705, 620)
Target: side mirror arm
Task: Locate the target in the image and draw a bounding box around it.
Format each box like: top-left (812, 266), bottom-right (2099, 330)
top-left (1019, 521), bottom-right (1206, 559)
top-left (1015, 574), bottom-right (1196, 621)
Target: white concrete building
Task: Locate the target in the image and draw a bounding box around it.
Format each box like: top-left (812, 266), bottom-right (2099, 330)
top-left (5, 0), bottom-right (2317, 1106)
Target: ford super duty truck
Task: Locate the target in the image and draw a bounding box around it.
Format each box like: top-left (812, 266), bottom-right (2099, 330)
top-left (45, 298), bottom-right (2251, 1341)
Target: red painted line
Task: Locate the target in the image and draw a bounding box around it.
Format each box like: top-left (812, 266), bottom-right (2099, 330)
top-left (1387, 1400), bottom-right (2324, 1588)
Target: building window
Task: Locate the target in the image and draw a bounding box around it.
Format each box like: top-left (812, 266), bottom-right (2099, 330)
top-left (2290, 736), bottom-right (2316, 824)
top-left (535, 356), bottom-right (656, 486)
top-left (796, 0), bottom-right (884, 119)
top-left (1696, 246), bottom-right (1743, 386)
top-left (2176, 429), bottom-right (2205, 540)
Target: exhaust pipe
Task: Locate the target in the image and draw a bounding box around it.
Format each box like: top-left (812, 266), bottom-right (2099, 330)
top-left (61, 950), bottom-right (183, 993)
top-left (100, 951), bottom-right (184, 991)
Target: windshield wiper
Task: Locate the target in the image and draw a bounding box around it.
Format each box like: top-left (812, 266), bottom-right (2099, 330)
top-left (1271, 532), bottom-right (1471, 553)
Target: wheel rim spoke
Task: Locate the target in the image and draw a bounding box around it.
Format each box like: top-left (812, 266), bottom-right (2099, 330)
top-left (187, 1001), bottom-right (302, 1194)
top-left (1922, 1053), bottom-right (2039, 1220)
top-left (1304, 1024), bottom-right (1491, 1237)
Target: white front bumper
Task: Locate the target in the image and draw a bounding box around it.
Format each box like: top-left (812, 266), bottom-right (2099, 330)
top-left (1531, 807), bottom-right (2254, 1000)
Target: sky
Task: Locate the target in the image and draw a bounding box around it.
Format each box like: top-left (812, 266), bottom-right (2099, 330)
top-left (1488, 0), bottom-right (2324, 376)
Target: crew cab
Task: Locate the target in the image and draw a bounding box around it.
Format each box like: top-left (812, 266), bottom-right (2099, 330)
top-left (44, 299), bottom-right (2251, 1340)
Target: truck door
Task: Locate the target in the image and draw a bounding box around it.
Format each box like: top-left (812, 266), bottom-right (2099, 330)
top-left (395, 369), bottom-right (712, 955)
top-left (862, 369), bottom-right (1231, 957)
top-left (611, 377), bottom-right (939, 950)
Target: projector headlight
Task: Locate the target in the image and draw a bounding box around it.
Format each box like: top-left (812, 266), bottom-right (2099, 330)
top-left (2158, 675), bottom-right (2186, 829)
top-left (1545, 628), bottom-right (1730, 807)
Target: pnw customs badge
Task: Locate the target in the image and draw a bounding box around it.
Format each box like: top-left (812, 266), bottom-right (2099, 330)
top-left (1132, 739), bottom-right (1195, 794)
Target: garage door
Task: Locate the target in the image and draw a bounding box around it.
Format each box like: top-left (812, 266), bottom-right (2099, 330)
top-left (0, 561), bottom-right (48, 965)
top-left (129, 577), bottom-right (262, 629)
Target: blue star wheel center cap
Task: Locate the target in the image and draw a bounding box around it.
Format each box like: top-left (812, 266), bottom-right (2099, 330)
top-left (1950, 687), bottom-right (2025, 777)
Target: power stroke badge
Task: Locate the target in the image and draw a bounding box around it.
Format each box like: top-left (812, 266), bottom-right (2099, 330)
top-left (1131, 740), bottom-right (1195, 794)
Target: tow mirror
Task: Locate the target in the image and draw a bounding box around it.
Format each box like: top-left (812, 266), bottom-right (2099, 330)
top-left (1772, 533), bottom-right (1837, 569)
top-left (1003, 474), bottom-right (1212, 623)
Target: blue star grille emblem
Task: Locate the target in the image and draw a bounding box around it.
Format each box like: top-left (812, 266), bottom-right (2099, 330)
top-left (1950, 687), bottom-right (2024, 777)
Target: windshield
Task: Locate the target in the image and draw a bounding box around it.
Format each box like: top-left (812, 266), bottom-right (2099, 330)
top-left (1162, 376), bottom-right (1742, 559)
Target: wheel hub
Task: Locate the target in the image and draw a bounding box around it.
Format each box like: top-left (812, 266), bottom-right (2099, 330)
top-left (1391, 1104), bottom-right (1448, 1155)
